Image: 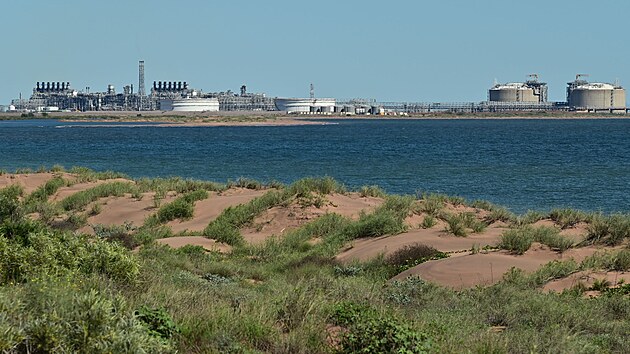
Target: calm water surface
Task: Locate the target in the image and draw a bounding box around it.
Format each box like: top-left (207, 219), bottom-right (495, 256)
top-left (1, 118), bottom-right (629, 213)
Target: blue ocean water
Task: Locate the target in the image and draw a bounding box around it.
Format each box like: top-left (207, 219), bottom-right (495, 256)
top-left (1, 118), bottom-right (629, 213)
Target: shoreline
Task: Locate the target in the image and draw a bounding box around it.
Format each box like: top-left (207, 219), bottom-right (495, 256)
top-left (2, 110), bottom-right (630, 127)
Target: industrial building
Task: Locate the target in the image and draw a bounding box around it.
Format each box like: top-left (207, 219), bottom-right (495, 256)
top-left (9, 61), bottom-right (275, 113)
top-left (566, 75), bottom-right (626, 112)
top-left (5, 62), bottom-right (628, 115)
top-left (489, 75), bottom-right (548, 103)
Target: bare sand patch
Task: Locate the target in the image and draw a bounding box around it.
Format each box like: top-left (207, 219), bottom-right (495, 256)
top-left (392, 244), bottom-right (601, 289)
top-left (155, 236), bottom-right (231, 253)
top-left (0, 173), bottom-right (61, 194)
top-left (336, 226), bottom-right (506, 263)
top-left (322, 194), bottom-right (383, 219)
top-left (167, 188), bottom-right (267, 234)
top-left (241, 193), bottom-right (383, 244)
top-left (77, 192), bottom-right (178, 234)
top-left (50, 178), bottom-right (133, 202)
top-left (543, 270), bottom-right (630, 293)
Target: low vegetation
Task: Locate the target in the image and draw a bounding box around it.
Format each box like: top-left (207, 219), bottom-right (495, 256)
top-left (3, 172), bottom-right (630, 353)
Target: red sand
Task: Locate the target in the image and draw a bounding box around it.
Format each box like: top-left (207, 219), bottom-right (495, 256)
top-left (167, 188), bottom-right (268, 234)
top-left (392, 244), bottom-right (601, 289)
top-left (241, 193), bottom-right (383, 244)
top-left (336, 226), bottom-right (506, 263)
top-left (0, 173), bottom-right (62, 194)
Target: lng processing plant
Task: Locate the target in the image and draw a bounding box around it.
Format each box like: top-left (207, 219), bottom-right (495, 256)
top-left (3, 61), bottom-right (628, 115)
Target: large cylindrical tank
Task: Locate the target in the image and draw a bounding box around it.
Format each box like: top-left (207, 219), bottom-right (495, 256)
top-left (274, 98), bottom-right (336, 113)
top-left (568, 83), bottom-right (626, 109)
top-left (160, 98), bottom-right (220, 112)
top-left (489, 83), bottom-right (539, 102)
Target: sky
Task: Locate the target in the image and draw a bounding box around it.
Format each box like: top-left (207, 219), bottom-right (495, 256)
top-left (1, 0), bottom-right (628, 104)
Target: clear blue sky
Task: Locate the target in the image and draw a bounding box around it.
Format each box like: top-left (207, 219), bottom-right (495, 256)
top-left (1, 0), bottom-right (627, 104)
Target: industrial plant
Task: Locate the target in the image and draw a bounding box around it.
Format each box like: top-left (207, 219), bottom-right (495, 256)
top-left (3, 61), bottom-right (628, 115)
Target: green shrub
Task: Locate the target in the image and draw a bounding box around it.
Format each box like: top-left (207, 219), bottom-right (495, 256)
top-left (517, 210), bottom-right (546, 225)
top-left (24, 176), bottom-right (65, 206)
top-left (0, 185), bottom-right (24, 222)
top-left (0, 285), bottom-right (172, 353)
top-left (59, 181), bottom-right (138, 211)
top-left (0, 228), bottom-right (139, 284)
top-left (499, 228), bottom-right (533, 254)
top-left (346, 210), bottom-right (407, 239)
top-left (359, 185), bottom-right (386, 198)
top-left (385, 243), bottom-right (448, 272)
top-left (419, 193), bottom-right (445, 216)
top-left (93, 222), bottom-right (138, 249)
top-left (421, 215), bottom-right (436, 229)
top-left (485, 206), bottom-right (517, 224)
top-left (158, 199), bottom-right (194, 222)
top-left (443, 213), bottom-right (468, 237)
top-left (228, 177), bottom-right (263, 190)
top-left (331, 302), bottom-right (431, 353)
top-left (135, 305), bottom-right (179, 339)
top-left (549, 208), bottom-right (586, 229)
top-left (531, 226), bottom-right (573, 252)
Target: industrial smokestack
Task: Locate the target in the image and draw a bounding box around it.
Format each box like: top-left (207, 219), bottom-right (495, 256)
top-left (138, 60), bottom-right (145, 97)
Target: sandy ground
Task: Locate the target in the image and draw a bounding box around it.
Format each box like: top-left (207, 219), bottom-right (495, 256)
top-left (336, 226), bottom-right (506, 263)
top-left (241, 193), bottom-right (383, 244)
top-left (167, 188), bottom-right (268, 234)
top-left (543, 270), bottom-right (630, 293)
top-left (392, 244), bottom-right (601, 289)
top-left (0, 173), bottom-right (62, 194)
top-left (50, 178), bottom-right (133, 202)
top-left (154, 236), bottom-right (232, 253)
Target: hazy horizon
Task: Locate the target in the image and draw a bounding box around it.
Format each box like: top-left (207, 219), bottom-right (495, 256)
top-left (1, 0), bottom-right (627, 105)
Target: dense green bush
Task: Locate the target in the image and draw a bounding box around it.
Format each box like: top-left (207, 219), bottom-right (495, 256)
top-left (331, 302), bottom-right (431, 353)
top-left (0, 227), bottom-right (138, 284)
top-left (156, 189), bottom-right (209, 223)
top-left (0, 284), bottom-right (172, 353)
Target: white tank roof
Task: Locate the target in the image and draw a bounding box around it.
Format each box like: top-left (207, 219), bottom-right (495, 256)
top-left (573, 82), bottom-right (619, 90)
top-left (491, 82), bottom-right (529, 90)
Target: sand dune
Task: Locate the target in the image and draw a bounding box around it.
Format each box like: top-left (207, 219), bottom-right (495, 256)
top-left (543, 270), bottom-right (630, 293)
top-left (167, 188), bottom-right (268, 234)
top-left (51, 178), bottom-right (132, 202)
top-left (336, 226), bottom-right (506, 263)
top-left (0, 173), bottom-right (63, 194)
top-left (392, 244), bottom-right (601, 289)
top-left (241, 193), bottom-right (383, 244)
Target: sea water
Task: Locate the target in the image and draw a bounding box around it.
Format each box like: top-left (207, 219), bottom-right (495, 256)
top-left (1, 118), bottom-right (629, 213)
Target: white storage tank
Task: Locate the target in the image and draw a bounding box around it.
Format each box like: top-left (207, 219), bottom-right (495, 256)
top-left (274, 98), bottom-right (336, 113)
top-left (567, 80), bottom-right (626, 110)
top-left (160, 98), bottom-right (220, 112)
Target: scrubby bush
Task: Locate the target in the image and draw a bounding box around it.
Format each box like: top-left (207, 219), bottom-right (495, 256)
top-left (0, 285), bottom-right (172, 353)
top-left (500, 228), bottom-right (534, 255)
top-left (359, 185), bottom-right (386, 198)
top-left (0, 228), bottom-right (139, 284)
top-left (0, 185), bottom-right (24, 222)
top-left (421, 215), bottom-right (436, 229)
top-left (156, 190), bottom-right (209, 223)
top-left (59, 181), bottom-right (138, 211)
top-left (418, 193), bottom-right (445, 216)
top-left (24, 176), bottom-right (65, 206)
top-left (549, 208), bottom-right (586, 229)
top-left (331, 302), bottom-right (431, 353)
top-left (386, 243), bottom-right (448, 272)
top-left (589, 213), bottom-right (630, 246)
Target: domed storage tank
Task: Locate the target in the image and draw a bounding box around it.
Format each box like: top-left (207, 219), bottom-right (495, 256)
top-left (567, 81), bottom-right (626, 110)
top-left (489, 77), bottom-right (548, 103)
